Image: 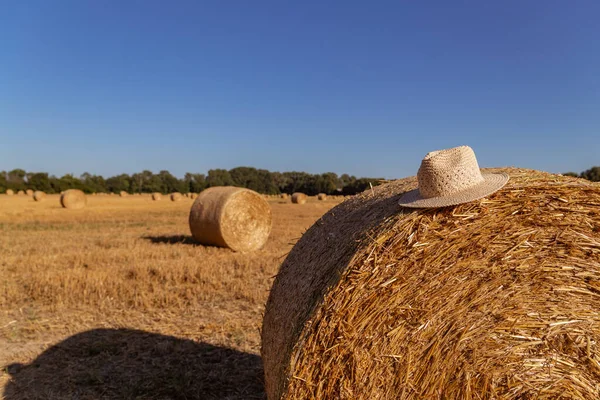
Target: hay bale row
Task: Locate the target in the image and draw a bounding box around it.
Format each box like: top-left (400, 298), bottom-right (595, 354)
top-left (262, 168), bottom-right (600, 399)
top-left (60, 189), bottom-right (87, 209)
top-left (291, 193), bottom-right (307, 204)
top-left (189, 186), bottom-right (272, 252)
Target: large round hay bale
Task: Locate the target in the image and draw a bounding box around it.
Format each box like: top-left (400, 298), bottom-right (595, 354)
top-left (262, 168), bottom-right (600, 399)
top-left (26, 189), bottom-right (34, 196)
top-left (317, 193), bottom-right (327, 201)
top-left (291, 193), bottom-right (307, 204)
top-left (189, 186), bottom-right (272, 252)
top-left (33, 191), bottom-right (46, 202)
top-left (151, 192), bottom-right (162, 201)
top-left (60, 189), bottom-right (87, 210)
top-left (6, 189), bottom-right (14, 196)
top-left (170, 192), bottom-right (182, 202)
top-left (17, 190), bottom-right (25, 196)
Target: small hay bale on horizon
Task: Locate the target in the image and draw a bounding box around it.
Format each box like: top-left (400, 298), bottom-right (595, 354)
top-left (6, 189), bottom-right (14, 196)
top-left (317, 193), bottom-right (327, 201)
top-left (279, 193), bottom-right (288, 199)
top-left (189, 186), bottom-right (272, 252)
top-left (170, 192), bottom-right (182, 202)
top-left (26, 189), bottom-right (34, 196)
top-left (119, 191), bottom-right (128, 197)
top-left (291, 193), bottom-right (307, 204)
top-left (60, 189), bottom-right (87, 210)
top-left (151, 193), bottom-right (162, 201)
top-left (262, 168), bottom-right (600, 400)
top-left (17, 190), bottom-right (25, 196)
top-left (33, 191), bottom-right (46, 202)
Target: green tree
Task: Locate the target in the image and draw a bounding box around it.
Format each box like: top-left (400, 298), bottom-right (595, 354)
top-left (81, 173), bottom-right (107, 193)
top-left (28, 172), bottom-right (53, 192)
top-left (7, 169), bottom-right (27, 191)
top-left (0, 171), bottom-right (7, 192)
top-left (184, 173), bottom-right (207, 193)
top-left (206, 169), bottom-right (235, 187)
top-left (106, 174), bottom-right (132, 193)
top-left (580, 166), bottom-right (600, 182)
top-left (158, 170), bottom-right (186, 193)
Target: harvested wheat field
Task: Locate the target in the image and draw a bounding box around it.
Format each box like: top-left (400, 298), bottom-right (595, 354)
top-left (0, 193), bottom-right (342, 399)
top-left (262, 168), bottom-right (600, 400)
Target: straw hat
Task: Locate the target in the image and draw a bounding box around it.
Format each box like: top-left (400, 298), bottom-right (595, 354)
top-left (398, 145), bottom-right (509, 208)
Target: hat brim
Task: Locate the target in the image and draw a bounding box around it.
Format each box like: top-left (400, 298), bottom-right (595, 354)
top-left (398, 173), bottom-right (509, 208)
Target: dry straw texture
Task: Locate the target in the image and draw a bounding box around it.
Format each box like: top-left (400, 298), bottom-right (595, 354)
top-left (60, 189), bottom-right (87, 210)
top-left (189, 186), bottom-right (272, 252)
top-left (170, 192), bottom-right (182, 202)
top-left (291, 193), bottom-right (307, 204)
top-left (33, 191), bottom-right (46, 202)
top-left (262, 168), bottom-right (600, 400)
top-left (317, 193), bottom-right (327, 201)
top-left (151, 192), bottom-right (162, 201)
top-left (6, 189), bottom-right (14, 196)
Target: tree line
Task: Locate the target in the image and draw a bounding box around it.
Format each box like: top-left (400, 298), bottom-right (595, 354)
top-left (0, 167), bottom-right (384, 196)
top-left (563, 166), bottom-right (600, 182)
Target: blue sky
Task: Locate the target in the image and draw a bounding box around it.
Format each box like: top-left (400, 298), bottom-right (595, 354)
top-left (1, 1), bottom-right (598, 179)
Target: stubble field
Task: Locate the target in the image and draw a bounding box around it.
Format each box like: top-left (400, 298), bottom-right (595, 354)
top-left (0, 193), bottom-right (341, 399)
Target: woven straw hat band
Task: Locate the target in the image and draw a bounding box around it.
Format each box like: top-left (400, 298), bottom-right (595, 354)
top-left (417, 146), bottom-right (484, 199)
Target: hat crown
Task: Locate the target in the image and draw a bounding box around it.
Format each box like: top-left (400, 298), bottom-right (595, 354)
top-left (417, 146), bottom-right (484, 199)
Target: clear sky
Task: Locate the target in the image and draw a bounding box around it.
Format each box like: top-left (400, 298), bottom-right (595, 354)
top-left (1, 1), bottom-right (598, 179)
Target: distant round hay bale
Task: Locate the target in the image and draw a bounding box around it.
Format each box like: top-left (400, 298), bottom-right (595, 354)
top-left (6, 189), bottom-right (14, 196)
top-left (189, 186), bottom-right (272, 252)
top-left (33, 191), bottom-right (46, 202)
top-left (170, 192), bottom-right (182, 202)
top-left (60, 189), bottom-right (87, 210)
top-left (317, 193), bottom-right (327, 201)
top-left (151, 192), bottom-right (162, 201)
top-left (26, 189), bottom-right (34, 196)
top-left (17, 190), bottom-right (25, 196)
top-left (190, 193), bottom-right (197, 199)
top-left (119, 191), bottom-right (128, 197)
top-left (262, 168), bottom-right (600, 400)
top-left (291, 193), bottom-right (307, 204)
top-left (279, 193), bottom-right (288, 199)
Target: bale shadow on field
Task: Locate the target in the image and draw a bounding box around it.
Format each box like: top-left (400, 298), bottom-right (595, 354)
top-left (3, 328), bottom-right (265, 400)
top-left (142, 234), bottom-right (197, 245)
